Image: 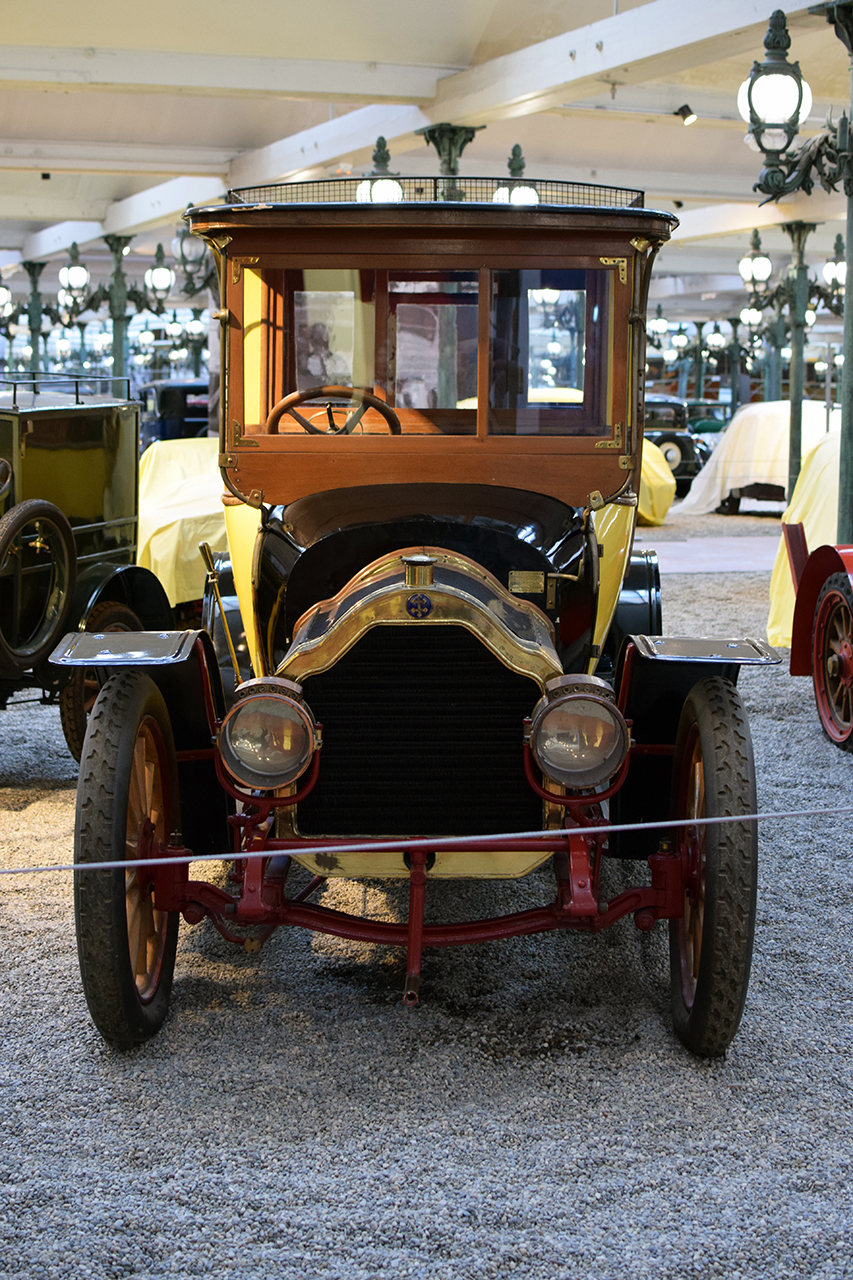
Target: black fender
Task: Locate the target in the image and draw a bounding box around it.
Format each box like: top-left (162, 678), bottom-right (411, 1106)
top-left (596, 550), bottom-right (661, 679)
top-left (609, 634), bottom-right (778, 859)
top-left (51, 628), bottom-right (231, 857)
top-left (69, 563), bottom-right (174, 633)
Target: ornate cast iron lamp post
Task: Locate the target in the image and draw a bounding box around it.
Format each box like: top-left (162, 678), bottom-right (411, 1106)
top-left (739, 3), bottom-right (853, 533)
top-left (415, 122), bottom-right (485, 200)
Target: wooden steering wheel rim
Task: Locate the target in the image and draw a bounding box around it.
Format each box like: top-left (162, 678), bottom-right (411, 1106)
top-left (264, 385), bottom-right (402, 435)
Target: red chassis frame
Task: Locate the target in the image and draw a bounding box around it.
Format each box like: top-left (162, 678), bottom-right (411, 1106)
top-left (143, 639), bottom-right (690, 1006)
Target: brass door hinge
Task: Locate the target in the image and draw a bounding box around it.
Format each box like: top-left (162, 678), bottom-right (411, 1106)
top-left (599, 256), bottom-right (627, 284)
top-left (595, 422), bottom-right (623, 450)
top-left (231, 255), bottom-right (259, 284)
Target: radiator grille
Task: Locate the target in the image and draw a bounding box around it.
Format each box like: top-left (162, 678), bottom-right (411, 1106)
top-left (296, 625), bottom-right (544, 837)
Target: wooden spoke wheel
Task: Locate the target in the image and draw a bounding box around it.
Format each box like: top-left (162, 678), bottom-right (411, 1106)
top-left (669, 677), bottom-right (757, 1058)
top-left (74, 672), bottom-right (179, 1047)
top-left (812, 572), bottom-right (853, 751)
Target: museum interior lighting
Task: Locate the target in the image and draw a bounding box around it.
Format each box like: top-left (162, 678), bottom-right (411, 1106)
top-left (674, 104), bottom-right (697, 125)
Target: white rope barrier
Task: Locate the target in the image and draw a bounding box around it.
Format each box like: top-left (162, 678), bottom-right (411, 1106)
top-left (1, 803), bottom-right (851, 879)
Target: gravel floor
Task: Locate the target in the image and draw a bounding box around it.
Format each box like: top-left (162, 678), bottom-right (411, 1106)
top-left (1, 513), bottom-right (852, 1279)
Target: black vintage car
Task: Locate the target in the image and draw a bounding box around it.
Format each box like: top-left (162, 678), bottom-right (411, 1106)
top-left (644, 393), bottom-right (712, 496)
top-left (0, 376), bottom-right (173, 757)
top-left (53, 178), bottom-right (779, 1058)
top-left (138, 379), bottom-right (210, 451)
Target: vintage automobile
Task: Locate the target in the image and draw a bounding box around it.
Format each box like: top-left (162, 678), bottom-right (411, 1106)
top-left (784, 530), bottom-right (853, 749)
top-left (138, 379), bottom-right (210, 452)
top-left (643, 393), bottom-right (711, 497)
top-left (0, 376), bottom-right (173, 758)
top-left (686, 397), bottom-right (731, 436)
top-left (53, 176), bottom-right (779, 1057)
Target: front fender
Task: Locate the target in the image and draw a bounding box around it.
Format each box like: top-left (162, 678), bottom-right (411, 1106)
top-left (69, 563), bottom-right (174, 633)
top-left (790, 545), bottom-right (853, 676)
top-left (50, 627), bottom-right (230, 857)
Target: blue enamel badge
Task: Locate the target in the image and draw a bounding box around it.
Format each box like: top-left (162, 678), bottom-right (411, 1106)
top-left (406, 593), bottom-right (433, 619)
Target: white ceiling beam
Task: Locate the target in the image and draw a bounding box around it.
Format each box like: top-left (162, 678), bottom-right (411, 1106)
top-left (102, 177), bottom-right (227, 237)
top-left (229, 103), bottom-right (431, 189)
top-left (430, 0), bottom-right (811, 123)
top-left (22, 220), bottom-right (104, 261)
top-left (0, 138), bottom-right (232, 176)
top-left (229, 0), bottom-right (811, 188)
top-left (0, 45), bottom-right (458, 103)
top-left (650, 274), bottom-right (745, 299)
top-left (669, 194), bottom-right (847, 243)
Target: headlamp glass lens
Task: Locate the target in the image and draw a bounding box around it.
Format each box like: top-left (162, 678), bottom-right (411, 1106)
top-left (221, 696), bottom-right (313, 788)
top-left (533, 696), bottom-right (628, 789)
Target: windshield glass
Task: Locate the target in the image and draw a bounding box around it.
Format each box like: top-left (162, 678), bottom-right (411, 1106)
top-left (238, 265), bottom-right (614, 437)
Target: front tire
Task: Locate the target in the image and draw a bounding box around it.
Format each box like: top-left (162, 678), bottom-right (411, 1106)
top-left (0, 499), bottom-right (76, 670)
top-left (669, 677), bottom-right (757, 1057)
top-left (59, 600), bottom-right (143, 761)
top-left (812, 572), bottom-right (853, 751)
top-left (74, 672), bottom-right (180, 1047)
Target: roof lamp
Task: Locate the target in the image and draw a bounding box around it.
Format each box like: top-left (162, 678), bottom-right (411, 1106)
top-left (144, 245), bottom-right (176, 300)
top-left (356, 178), bottom-right (403, 203)
top-left (823, 234), bottom-right (847, 289)
top-left (674, 104), bottom-right (697, 126)
top-left (737, 10), bottom-right (812, 155)
top-left (171, 227), bottom-right (206, 266)
top-left (59, 243), bottom-right (90, 298)
top-left (648, 305), bottom-right (669, 337)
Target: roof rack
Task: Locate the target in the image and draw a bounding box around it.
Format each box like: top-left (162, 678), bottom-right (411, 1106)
top-left (0, 374), bottom-right (130, 409)
top-left (227, 176), bottom-right (645, 209)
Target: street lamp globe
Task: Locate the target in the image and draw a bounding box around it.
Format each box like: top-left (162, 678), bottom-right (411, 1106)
top-left (144, 245), bottom-right (176, 301)
top-left (737, 10), bottom-right (812, 155)
top-left (171, 227), bottom-right (206, 266)
top-left (59, 244), bottom-right (90, 298)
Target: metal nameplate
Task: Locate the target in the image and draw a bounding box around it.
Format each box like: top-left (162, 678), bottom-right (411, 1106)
top-left (50, 630), bottom-right (200, 667)
top-left (508, 571), bottom-right (545, 595)
top-left (630, 635), bottom-right (780, 664)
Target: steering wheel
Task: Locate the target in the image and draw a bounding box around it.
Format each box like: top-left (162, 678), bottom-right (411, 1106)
top-left (265, 385), bottom-right (402, 435)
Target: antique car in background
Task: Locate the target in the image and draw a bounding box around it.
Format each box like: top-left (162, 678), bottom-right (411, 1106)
top-left (643, 393), bottom-right (711, 496)
top-left (0, 376), bottom-right (173, 758)
top-left (686, 397), bottom-right (731, 437)
top-left (53, 176), bottom-right (778, 1058)
top-left (138, 379), bottom-right (210, 452)
top-left (678, 399), bottom-right (837, 516)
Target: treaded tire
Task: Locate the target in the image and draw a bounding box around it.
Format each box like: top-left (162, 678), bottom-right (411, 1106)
top-left (669, 676), bottom-right (757, 1058)
top-left (0, 498), bottom-right (76, 670)
top-left (74, 671), bottom-right (180, 1048)
top-left (812, 572), bottom-right (853, 751)
top-left (59, 600), bottom-right (142, 762)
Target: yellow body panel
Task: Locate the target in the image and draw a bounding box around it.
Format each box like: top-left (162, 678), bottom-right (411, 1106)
top-left (591, 500), bottom-right (636, 666)
top-left (223, 500), bottom-right (263, 677)
top-left (291, 847), bottom-right (555, 879)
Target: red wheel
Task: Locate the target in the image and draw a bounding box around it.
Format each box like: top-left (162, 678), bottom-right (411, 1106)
top-left (812, 572), bottom-right (853, 751)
